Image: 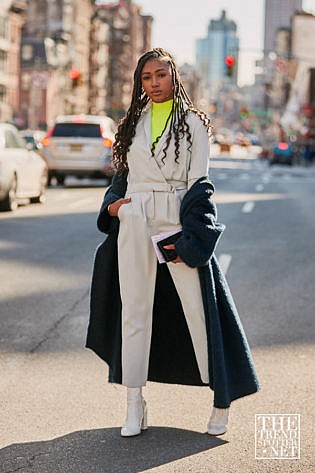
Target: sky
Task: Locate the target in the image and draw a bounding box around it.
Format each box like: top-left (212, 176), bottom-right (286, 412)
top-left (137, 0), bottom-right (315, 86)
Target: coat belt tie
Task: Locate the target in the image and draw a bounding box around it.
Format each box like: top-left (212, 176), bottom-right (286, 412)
top-left (127, 182), bottom-right (187, 193)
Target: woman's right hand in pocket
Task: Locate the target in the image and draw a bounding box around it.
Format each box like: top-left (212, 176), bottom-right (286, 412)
top-left (108, 198), bottom-right (131, 217)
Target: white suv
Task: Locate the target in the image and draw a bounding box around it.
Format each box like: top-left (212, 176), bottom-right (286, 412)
top-left (41, 114), bottom-right (116, 185)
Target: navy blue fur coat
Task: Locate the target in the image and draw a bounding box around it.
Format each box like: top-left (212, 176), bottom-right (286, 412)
top-left (86, 173), bottom-right (260, 408)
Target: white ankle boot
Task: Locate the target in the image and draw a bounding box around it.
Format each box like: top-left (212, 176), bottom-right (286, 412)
top-left (207, 407), bottom-right (229, 435)
top-left (121, 387), bottom-right (148, 437)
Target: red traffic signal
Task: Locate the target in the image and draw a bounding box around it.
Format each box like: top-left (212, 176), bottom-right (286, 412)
top-left (224, 56), bottom-right (235, 77)
top-left (69, 68), bottom-right (81, 80)
top-left (225, 56), bottom-right (235, 67)
top-left (69, 68), bottom-right (82, 88)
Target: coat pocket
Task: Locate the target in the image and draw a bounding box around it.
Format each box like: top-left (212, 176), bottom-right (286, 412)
top-left (117, 201), bottom-right (131, 220)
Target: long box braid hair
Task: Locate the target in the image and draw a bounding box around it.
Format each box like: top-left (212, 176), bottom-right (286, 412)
top-left (113, 48), bottom-right (213, 176)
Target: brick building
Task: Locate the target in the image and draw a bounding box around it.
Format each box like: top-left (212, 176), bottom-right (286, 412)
top-left (0, 0), bottom-right (26, 123)
top-left (89, 0), bottom-right (152, 120)
top-left (20, 0), bottom-right (93, 128)
top-left (18, 0), bottom-right (152, 128)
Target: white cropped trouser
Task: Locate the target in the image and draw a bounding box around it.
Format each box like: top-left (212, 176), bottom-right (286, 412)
top-left (117, 183), bottom-right (209, 387)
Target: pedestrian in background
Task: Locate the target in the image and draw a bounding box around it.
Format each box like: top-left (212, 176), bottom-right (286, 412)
top-left (86, 47), bottom-right (259, 437)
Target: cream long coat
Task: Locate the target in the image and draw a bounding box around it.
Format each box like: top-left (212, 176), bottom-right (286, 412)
top-left (117, 104), bottom-right (212, 387)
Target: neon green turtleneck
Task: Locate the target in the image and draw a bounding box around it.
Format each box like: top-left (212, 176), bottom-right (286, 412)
top-left (151, 99), bottom-right (173, 145)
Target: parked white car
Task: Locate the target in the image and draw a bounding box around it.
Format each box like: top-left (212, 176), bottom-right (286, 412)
top-left (41, 114), bottom-right (117, 186)
top-left (0, 123), bottom-right (48, 211)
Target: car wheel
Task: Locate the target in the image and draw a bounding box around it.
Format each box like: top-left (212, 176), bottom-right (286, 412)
top-left (0, 175), bottom-right (18, 211)
top-left (30, 170), bottom-right (48, 204)
top-left (56, 175), bottom-right (65, 186)
top-left (47, 171), bottom-right (55, 186)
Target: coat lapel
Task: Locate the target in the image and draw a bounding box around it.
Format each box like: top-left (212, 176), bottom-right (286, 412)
top-left (142, 108), bottom-right (152, 153)
top-left (153, 120), bottom-right (171, 158)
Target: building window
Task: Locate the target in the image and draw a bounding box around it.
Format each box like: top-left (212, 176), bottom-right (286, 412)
top-left (0, 17), bottom-right (7, 39)
top-left (0, 50), bottom-right (7, 72)
top-left (0, 85), bottom-right (7, 103)
top-left (310, 69), bottom-right (315, 106)
top-left (21, 44), bottom-right (33, 61)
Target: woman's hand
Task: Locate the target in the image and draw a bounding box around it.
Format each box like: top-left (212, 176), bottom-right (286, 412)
top-left (108, 197), bottom-right (131, 217)
top-left (163, 244), bottom-right (182, 264)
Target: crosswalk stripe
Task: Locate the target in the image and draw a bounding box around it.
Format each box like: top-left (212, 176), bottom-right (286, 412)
top-left (242, 201), bottom-right (255, 213)
top-left (218, 254), bottom-right (232, 276)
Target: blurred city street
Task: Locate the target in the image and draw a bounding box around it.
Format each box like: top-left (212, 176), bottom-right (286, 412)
top-left (1, 0), bottom-right (315, 471)
top-left (0, 148), bottom-right (314, 472)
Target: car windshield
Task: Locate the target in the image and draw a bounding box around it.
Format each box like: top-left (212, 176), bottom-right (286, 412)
top-left (52, 123), bottom-right (102, 138)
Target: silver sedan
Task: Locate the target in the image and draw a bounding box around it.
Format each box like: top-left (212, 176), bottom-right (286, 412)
top-left (0, 123), bottom-right (48, 211)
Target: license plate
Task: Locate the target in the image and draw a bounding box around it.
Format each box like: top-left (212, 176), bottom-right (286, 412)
top-left (70, 144), bottom-right (82, 151)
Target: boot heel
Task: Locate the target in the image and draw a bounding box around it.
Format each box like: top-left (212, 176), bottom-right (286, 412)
top-left (141, 401), bottom-right (148, 430)
top-left (121, 389), bottom-right (148, 437)
top-left (207, 407), bottom-right (229, 436)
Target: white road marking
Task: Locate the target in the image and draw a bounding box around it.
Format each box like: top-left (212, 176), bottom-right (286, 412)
top-left (262, 173), bottom-right (270, 183)
top-left (218, 254), bottom-right (232, 276)
top-left (242, 201), bottom-right (255, 213)
top-left (0, 240), bottom-right (24, 250)
top-left (256, 184), bottom-right (264, 191)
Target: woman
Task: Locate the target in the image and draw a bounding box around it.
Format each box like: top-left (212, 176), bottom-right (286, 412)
top-left (86, 48), bottom-right (259, 437)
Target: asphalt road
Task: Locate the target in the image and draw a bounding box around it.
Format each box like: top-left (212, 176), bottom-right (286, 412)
top-left (0, 148), bottom-right (314, 472)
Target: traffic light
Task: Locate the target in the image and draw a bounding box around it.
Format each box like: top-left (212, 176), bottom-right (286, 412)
top-left (69, 68), bottom-right (82, 88)
top-left (225, 56), bottom-right (235, 77)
